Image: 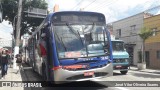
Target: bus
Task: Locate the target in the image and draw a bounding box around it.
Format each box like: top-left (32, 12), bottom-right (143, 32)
top-left (26, 11), bottom-right (113, 83)
top-left (112, 39), bottom-right (129, 74)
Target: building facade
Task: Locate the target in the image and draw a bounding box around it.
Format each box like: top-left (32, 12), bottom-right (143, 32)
top-left (144, 14), bottom-right (160, 69)
top-left (112, 13), bottom-right (150, 65)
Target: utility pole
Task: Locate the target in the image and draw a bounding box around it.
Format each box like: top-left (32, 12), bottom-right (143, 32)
top-left (13, 0), bottom-right (23, 69)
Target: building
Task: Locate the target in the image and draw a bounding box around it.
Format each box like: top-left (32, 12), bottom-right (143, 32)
top-left (144, 14), bottom-right (160, 69)
top-left (112, 13), bottom-right (152, 65)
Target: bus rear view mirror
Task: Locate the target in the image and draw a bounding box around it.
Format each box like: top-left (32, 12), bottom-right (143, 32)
top-left (41, 33), bottom-right (46, 38)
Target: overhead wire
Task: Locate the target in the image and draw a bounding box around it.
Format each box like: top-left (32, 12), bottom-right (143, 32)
top-left (71, 0), bottom-right (84, 10)
top-left (105, 0), bottom-right (160, 23)
top-left (82, 0), bottom-right (97, 10)
top-left (86, 0), bottom-right (118, 11)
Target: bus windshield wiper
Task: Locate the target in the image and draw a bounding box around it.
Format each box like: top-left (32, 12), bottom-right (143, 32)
top-left (66, 23), bottom-right (84, 46)
top-left (76, 30), bottom-right (84, 46)
top-left (55, 32), bottom-right (67, 51)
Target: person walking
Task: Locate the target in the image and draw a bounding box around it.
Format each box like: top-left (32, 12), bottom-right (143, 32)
top-left (16, 53), bottom-right (23, 74)
top-left (5, 50), bottom-right (10, 74)
top-left (0, 50), bottom-right (9, 79)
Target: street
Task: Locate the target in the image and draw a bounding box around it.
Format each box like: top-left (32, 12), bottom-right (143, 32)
top-left (1, 0), bottom-right (160, 90)
top-left (21, 64), bottom-right (160, 90)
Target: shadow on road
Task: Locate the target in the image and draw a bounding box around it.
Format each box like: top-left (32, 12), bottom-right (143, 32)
top-left (130, 72), bottom-right (160, 78)
top-left (113, 72), bottom-right (127, 76)
top-left (20, 63), bottom-right (109, 90)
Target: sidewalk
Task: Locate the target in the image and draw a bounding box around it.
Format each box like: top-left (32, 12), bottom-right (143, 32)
top-left (0, 66), bottom-right (26, 90)
top-left (129, 66), bottom-right (160, 74)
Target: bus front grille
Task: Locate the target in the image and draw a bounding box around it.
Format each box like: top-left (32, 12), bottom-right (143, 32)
top-left (66, 72), bottom-right (108, 80)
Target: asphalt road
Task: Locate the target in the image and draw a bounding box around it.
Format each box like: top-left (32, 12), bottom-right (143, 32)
top-left (22, 64), bottom-right (160, 90)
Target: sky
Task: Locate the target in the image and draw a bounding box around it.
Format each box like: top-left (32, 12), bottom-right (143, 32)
top-left (0, 20), bottom-right (12, 40)
top-left (1, 0), bottom-right (160, 40)
top-left (46, 0), bottom-right (160, 23)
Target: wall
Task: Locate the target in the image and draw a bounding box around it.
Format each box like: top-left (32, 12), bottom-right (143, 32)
top-left (112, 13), bottom-right (144, 65)
top-left (144, 14), bottom-right (160, 69)
top-left (144, 14), bottom-right (160, 43)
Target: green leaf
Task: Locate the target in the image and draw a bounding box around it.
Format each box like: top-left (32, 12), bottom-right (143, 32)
top-left (139, 27), bottom-right (153, 41)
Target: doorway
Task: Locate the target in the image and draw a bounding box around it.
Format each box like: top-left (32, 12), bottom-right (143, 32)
top-left (145, 51), bottom-right (150, 67)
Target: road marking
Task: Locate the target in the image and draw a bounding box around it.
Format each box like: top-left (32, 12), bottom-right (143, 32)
top-left (114, 87), bottom-right (129, 90)
top-left (129, 70), bottom-right (160, 76)
top-left (92, 78), bottom-right (129, 90)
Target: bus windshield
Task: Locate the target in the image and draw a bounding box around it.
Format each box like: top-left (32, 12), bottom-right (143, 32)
top-left (54, 24), bottom-right (109, 59)
top-left (112, 41), bottom-right (125, 51)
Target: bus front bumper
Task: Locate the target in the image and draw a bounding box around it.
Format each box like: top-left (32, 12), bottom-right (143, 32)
top-left (51, 63), bottom-right (113, 83)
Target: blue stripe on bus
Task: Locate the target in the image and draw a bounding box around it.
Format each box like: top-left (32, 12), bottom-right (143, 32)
top-left (60, 59), bottom-right (108, 69)
top-left (51, 30), bottom-right (59, 67)
top-left (106, 29), bottom-right (113, 62)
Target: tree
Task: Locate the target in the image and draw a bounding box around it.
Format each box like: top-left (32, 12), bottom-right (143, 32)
top-left (1, 0), bottom-right (48, 37)
top-left (138, 27), bottom-right (152, 63)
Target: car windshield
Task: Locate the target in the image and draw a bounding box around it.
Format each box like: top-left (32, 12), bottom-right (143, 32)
top-left (112, 41), bottom-right (125, 51)
top-left (53, 24), bottom-right (109, 59)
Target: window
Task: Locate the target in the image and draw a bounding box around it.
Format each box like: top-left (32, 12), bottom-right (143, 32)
top-left (157, 51), bottom-right (160, 59)
top-left (130, 25), bottom-right (136, 35)
top-left (152, 28), bottom-right (157, 36)
top-left (130, 25), bottom-right (136, 31)
top-left (117, 29), bottom-right (121, 37)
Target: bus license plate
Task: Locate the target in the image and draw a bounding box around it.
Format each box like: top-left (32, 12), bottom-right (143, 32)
top-left (84, 71), bottom-right (94, 76)
top-left (116, 66), bottom-right (122, 68)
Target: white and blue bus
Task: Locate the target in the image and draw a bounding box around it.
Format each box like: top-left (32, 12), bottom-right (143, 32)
top-left (26, 11), bottom-right (113, 83)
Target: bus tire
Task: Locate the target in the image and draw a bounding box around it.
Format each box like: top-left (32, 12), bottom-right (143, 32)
top-left (120, 71), bottom-right (128, 74)
top-left (42, 64), bottom-right (47, 81)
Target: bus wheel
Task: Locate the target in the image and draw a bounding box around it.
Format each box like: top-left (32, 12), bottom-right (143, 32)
top-left (120, 71), bottom-right (128, 74)
top-left (42, 64), bottom-right (47, 81)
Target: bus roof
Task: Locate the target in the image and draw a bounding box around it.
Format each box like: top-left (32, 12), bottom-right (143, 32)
top-left (30, 11), bottom-right (106, 38)
top-left (45, 11), bottom-right (106, 24)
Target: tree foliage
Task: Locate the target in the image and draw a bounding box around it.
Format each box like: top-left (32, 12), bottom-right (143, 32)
top-left (139, 27), bottom-right (153, 41)
top-left (138, 27), bottom-right (152, 63)
top-left (1, 0), bottom-right (48, 37)
top-left (1, 0), bottom-right (18, 22)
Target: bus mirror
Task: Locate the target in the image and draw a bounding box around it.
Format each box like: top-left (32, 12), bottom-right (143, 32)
top-left (41, 33), bottom-right (46, 37)
top-left (104, 44), bottom-right (109, 49)
top-left (44, 22), bottom-right (49, 27)
top-left (104, 44), bottom-right (109, 53)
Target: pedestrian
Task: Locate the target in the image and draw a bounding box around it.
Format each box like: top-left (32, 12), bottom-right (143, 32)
top-left (0, 50), bottom-right (9, 79)
top-left (16, 52), bottom-right (23, 74)
top-left (5, 50), bottom-right (10, 74)
top-left (6, 51), bottom-right (11, 68)
top-left (39, 33), bottom-right (47, 57)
